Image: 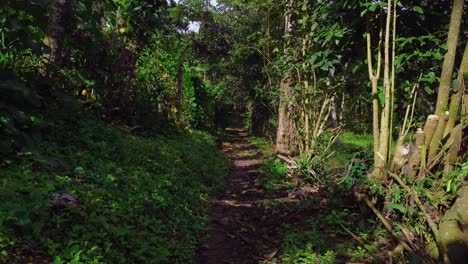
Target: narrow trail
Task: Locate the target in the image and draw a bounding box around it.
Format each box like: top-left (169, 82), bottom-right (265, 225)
top-left (196, 128), bottom-right (321, 264)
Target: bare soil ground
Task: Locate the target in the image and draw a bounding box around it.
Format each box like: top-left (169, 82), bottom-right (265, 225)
top-left (196, 128), bottom-right (324, 264)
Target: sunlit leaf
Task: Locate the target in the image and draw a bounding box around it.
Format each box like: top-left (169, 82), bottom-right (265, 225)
top-left (388, 203), bottom-right (406, 214)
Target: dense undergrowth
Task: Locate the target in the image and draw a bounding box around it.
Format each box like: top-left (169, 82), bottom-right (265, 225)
top-left (254, 133), bottom-right (390, 263)
top-left (0, 109), bottom-right (228, 263)
top-left (254, 128), bottom-right (467, 263)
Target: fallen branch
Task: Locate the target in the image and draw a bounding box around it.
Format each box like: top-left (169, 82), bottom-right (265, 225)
top-left (277, 154), bottom-right (295, 165)
top-left (339, 223), bottom-right (364, 245)
top-left (355, 192), bottom-right (413, 253)
top-left (387, 170), bottom-right (441, 251)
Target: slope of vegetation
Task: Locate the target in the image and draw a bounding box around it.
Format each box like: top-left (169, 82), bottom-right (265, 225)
top-left (0, 107), bottom-right (227, 263)
top-left (1, 0), bottom-right (467, 263)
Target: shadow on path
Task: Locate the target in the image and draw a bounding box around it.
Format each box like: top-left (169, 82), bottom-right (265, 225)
top-left (195, 128), bottom-right (320, 264)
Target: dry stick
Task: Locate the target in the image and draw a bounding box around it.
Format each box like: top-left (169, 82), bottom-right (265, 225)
top-left (311, 97), bottom-right (330, 153)
top-left (277, 154), bottom-right (295, 165)
top-left (316, 99), bottom-right (332, 145)
top-left (444, 89), bottom-right (463, 138)
top-left (391, 77), bottom-right (420, 172)
top-left (428, 113), bottom-right (448, 162)
top-left (339, 223), bottom-right (365, 245)
top-left (387, 170), bottom-right (441, 249)
top-left (426, 126), bottom-right (458, 171)
top-left (356, 193), bottom-right (413, 252)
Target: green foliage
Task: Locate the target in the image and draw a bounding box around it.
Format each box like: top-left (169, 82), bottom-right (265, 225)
top-left (290, 133), bottom-right (338, 184)
top-left (0, 114), bottom-right (228, 263)
top-left (264, 209), bottom-right (382, 264)
top-left (258, 158), bottom-right (293, 191)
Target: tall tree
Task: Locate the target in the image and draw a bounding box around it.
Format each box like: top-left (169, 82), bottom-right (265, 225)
top-left (47, 0), bottom-right (73, 67)
top-left (434, 0), bottom-right (464, 115)
top-left (276, 0), bottom-right (295, 154)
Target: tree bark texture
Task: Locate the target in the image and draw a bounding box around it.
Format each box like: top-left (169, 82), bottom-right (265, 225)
top-left (276, 0), bottom-right (295, 154)
top-left (48, 0), bottom-right (73, 66)
top-left (435, 0), bottom-right (464, 115)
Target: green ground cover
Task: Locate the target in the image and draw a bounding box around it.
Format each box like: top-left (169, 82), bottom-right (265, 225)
top-left (0, 114), bottom-right (228, 263)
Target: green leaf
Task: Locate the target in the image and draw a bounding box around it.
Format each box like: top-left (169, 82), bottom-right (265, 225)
top-left (378, 92), bottom-right (385, 106)
top-left (446, 180), bottom-right (452, 192)
top-left (433, 52), bottom-right (444, 60)
top-left (413, 6), bottom-right (423, 14)
top-left (360, 9), bottom-right (368, 17)
top-left (388, 203), bottom-right (406, 213)
top-left (424, 86), bottom-right (434, 95)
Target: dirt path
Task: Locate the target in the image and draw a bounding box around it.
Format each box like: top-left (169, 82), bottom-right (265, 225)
top-left (196, 128), bottom-right (319, 264)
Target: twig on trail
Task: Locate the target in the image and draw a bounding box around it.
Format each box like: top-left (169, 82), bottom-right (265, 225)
top-left (355, 192), bottom-right (413, 253)
top-left (227, 231), bottom-right (253, 245)
top-left (338, 223), bottom-right (364, 245)
top-left (277, 154), bottom-right (295, 165)
top-left (343, 158), bottom-right (356, 179)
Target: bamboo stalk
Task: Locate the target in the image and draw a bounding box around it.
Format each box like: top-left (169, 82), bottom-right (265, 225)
top-left (391, 80), bottom-right (419, 173)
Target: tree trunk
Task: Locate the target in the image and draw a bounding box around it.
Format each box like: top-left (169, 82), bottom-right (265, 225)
top-left (374, 0), bottom-right (394, 180)
top-left (438, 178), bottom-right (468, 264)
top-left (276, 0), bottom-right (295, 154)
top-left (330, 95), bottom-right (341, 146)
top-left (276, 81), bottom-right (295, 154)
top-left (444, 42), bottom-right (468, 138)
top-left (435, 0), bottom-right (464, 115)
top-left (48, 0), bottom-right (73, 66)
top-left (177, 45), bottom-right (188, 108)
top-left (367, 32), bottom-right (382, 165)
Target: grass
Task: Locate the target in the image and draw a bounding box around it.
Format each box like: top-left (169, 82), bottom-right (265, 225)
top-left (327, 132), bottom-right (373, 171)
top-left (249, 137), bottom-right (275, 154)
top-left (0, 112), bottom-right (228, 263)
top-left (339, 132), bottom-right (373, 149)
